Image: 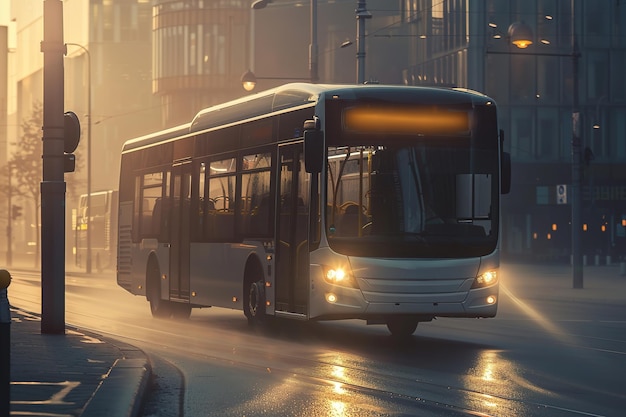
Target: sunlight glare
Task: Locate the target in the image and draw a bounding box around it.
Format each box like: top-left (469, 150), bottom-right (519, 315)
top-left (500, 284), bottom-right (573, 343)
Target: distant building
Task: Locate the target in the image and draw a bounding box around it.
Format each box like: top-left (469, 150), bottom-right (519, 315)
top-left (399, 0), bottom-right (626, 261)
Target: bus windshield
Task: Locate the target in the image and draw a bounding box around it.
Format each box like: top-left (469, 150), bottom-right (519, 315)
top-left (325, 143), bottom-right (498, 258)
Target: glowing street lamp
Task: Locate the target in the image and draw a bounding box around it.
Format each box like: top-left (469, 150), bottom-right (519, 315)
top-left (507, 21), bottom-right (533, 49)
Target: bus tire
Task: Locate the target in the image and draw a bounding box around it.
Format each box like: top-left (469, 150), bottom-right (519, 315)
top-left (386, 317), bottom-right (418, 338)
top-left (147, 259), bottom-right (171, 318)
top-left (243, 261), bottom-right (265, 326)
top-left (246, 280), bottom-right (266, 326)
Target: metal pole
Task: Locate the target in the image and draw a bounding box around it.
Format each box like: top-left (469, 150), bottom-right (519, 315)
top-left (41, 0), bottom-right (66, 334)
top-left (355, 0), bottom-right (371, 84)
top-left (6, 167), bottom-right (11, 267)
top-left (0, 270), bottom-right (11, 417)
top-left (571, 2), bottom-right (583, 288)
top-left (66, 44), bottom-right (92, 274)
top-left (309, 0), bottom-right (318, 83)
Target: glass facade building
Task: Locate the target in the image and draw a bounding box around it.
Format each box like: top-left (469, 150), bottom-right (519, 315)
top-left (401, 0), bottom-right (626, 261)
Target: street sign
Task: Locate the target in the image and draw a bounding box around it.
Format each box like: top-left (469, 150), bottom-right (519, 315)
top-left (557, 184), bottom-right (568, 204)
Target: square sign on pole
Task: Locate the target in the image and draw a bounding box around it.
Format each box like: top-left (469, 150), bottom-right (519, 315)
top-left (557, 184), bottom-right (568, 204)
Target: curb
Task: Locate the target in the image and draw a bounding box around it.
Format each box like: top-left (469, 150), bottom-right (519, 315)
top-left (81, 357), bottom-right (152, 417)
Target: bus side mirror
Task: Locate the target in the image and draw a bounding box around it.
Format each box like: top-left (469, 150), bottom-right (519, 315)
top-left (304, 119), bottom-right (323, 174)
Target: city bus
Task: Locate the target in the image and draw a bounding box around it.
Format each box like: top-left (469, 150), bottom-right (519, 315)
top-left (117, 83), bottom-right (511, 337)
top-left (75, 190), bottom-right (118, 271)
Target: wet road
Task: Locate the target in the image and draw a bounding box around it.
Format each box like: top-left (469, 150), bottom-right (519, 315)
top-left (7, 263), bottom-right (626, 416)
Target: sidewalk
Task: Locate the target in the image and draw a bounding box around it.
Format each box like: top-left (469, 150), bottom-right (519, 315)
top-left (501, 262), bottom-right (626, 304)
top-left (6, 306), bottom-right (151, 417)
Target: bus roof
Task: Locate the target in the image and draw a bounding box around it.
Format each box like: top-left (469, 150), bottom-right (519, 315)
top-left (122, 122), bottom-right (192, 153)
top-left (189, 83), bottom-right (494, 134)
top-left (122, 83), bottom-right (495, 152)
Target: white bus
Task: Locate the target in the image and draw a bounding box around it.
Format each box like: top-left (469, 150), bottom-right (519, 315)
top-left (117, 83), bottom-right (510, 337)
top-left (75, 190), bottom-right (118, 271)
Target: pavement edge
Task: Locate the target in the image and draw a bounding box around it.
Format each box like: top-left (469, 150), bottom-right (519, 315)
top-left (81, 356), bottom-right (152, 417)
top-left (67, 322), bottom-right (153, 417)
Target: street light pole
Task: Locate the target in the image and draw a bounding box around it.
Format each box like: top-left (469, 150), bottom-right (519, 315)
top-left (41, 0), bottom-right (66, 334)
top-left (66, 43), bottom-right (92, 274)
top-left (490, 12), bottom-right (583, 289)
top-left (356, 0), bottom-right (371, 84)
top-left (570, 28), bottom-right (583, 289)
top-left (309, 0), bottom-right (318, 83)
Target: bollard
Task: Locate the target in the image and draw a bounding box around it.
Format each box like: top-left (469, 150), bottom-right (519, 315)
top-left (0, 269), bottom-right (12, 417)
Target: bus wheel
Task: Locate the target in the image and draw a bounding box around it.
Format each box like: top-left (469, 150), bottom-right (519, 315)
top-left (147, 263), bottom-right (171, 318)
top-left (386, 318), bottom-right (418, 338)
top-left (245, 279), bottom-right (265, 326)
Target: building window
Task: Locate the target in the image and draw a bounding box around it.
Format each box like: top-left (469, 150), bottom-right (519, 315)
top-left (611, 108), bottom-right (626, 161)
top-left (511, 108), bottom-right (534, 161)
top-left (510, 55), bottom-right (536, 103)
top-left (537, 108), bottom-right (558, 161)
top-left (586, 51), bottom-right (609, 101)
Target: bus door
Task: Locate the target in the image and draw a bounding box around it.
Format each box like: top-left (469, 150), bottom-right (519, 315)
top-left (275, 143), bottom-right (310, 316)
top-left (169, 161), bottom-right (192, 302)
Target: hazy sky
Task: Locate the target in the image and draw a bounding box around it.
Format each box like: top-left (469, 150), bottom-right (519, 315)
top-left (0, 3), bottom-right (8, 26)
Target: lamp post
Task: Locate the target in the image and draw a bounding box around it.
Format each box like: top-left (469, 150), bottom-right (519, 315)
top-left (489, 16), bottom-right (583, 289)
top-left (251, 0), bottom-right (318, 83)
top-left (355, 0), bottom-right (371, 84)
top-left (240, 69), bottom-right (308, 91)
top-left (65, 43), bottom-right (92, 274)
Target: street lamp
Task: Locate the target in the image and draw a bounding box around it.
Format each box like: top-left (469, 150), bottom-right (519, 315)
top-left (507, 21), bottom-right (533, 49)
top-left (489, 18), bottom-right (583, 289)
top-left (240, 69), bottom-right (308, 91)
top-left (65, 43), bottom-right (92, 274)
top-left (251, 0), bottom-right (318, 83)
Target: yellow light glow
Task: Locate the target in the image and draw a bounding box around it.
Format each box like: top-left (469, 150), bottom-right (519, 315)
top-left (622, 219), bottom-right (626, 227)
top-left (552, 223), bottom-right (557, 231)
top-left (343, 106), bottom-right (469, 135)
top-left (242, 81), bottom-right (256, 91)
top-left (332, 382), bottom-right (346, 394)
top-left (601, 225), bottom-right (606, 232)
top-left (326, 293), bottom-right (337, 303)
top-left (487, 295), bottom-right (496, 304)
top-left (482, 271), bottom-right (497, 285)
top-left (583, 224), bottom-right (588, 231)
top-left (330, 401), bottom-right (346, 415)
top-left (326, 268), bottom-right (346, 283)
top-left (547, 233), bottom-right (551, 240)
top-left (533, 232), bottom-right (538, 239)
top-left (473, 270), bottom-right (498, 289)
top-left (512, 39), bottom-right (532, 48)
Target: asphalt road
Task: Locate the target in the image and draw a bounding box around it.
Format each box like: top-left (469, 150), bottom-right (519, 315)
top-left (7, 263), bottom-right (626, 416)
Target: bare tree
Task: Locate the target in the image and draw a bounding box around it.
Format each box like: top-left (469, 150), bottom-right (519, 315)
top-left (8, 102), bottom-right (83, 267)
top-left (9, 103), bottom-right (43, 266)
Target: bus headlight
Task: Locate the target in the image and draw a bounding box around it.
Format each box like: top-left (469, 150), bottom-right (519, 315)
top-left (322, 266), bottom-right (358, 288)
top-left (471, 270), bottom-right (498, 289)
